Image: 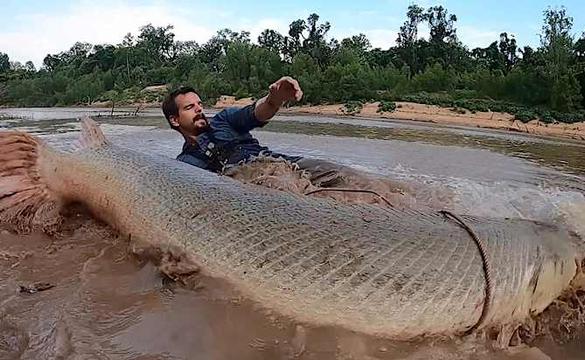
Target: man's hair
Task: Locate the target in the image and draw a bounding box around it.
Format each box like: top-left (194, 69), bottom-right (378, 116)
top-left (161, 86), bottom-right (197, 131)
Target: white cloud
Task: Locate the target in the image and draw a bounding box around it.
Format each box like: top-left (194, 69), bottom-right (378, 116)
top-left (457, 25), bottom-right (499, 49)
top-left (364, 29), bottom-right (398, 49)
top-left (0, 1), bottom-right (304, 67)
top-left (0, 1), bottom-right (216, 67)
top-left (237, 18), bottom-right (290, 42)
top-left (330, 27), bottom-right (398, 50)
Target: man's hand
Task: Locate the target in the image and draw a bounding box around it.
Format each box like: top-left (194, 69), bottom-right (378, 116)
top-left (254, 76), bottom-right (303, 122)
top-left (267, 76), bottom-right (303, 106)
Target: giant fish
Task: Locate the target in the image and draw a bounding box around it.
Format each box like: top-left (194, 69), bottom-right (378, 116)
top-left (0, 117), bottom-right (581, 339)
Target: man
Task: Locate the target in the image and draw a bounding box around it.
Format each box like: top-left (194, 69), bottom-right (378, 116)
top-left (162, 76), bottom-right (306, 173)
top-left (162, 76), bottom-right (392, 192)
top-left (161, 78), bottom-right (421, 209)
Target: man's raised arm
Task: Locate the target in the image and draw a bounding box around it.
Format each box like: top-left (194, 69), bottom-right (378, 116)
top-left (254, 76), bottom-right (303, 122)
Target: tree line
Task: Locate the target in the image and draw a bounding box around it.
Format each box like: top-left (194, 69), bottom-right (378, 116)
top-left (1, 5), bottom-right (585, 123)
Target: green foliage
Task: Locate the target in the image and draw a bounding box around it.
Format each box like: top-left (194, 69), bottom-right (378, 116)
top-left (539, 7), bottom-right (583, 112)
top-left (0, 52), bottom-right (9, 73)
top-left (412, 63), bottom-right (454, 92)
top-left (377, 101), bottom-right (396, 113)
top-left (514, 110), bottom-right (537, 123)
top-left (342, 101), bottom-right (364, 115)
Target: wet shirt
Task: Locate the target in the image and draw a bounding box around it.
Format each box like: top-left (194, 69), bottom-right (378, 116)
top-left (177, 104), bottom-right (301, 171)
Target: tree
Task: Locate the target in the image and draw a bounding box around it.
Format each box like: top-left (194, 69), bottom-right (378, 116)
top-left (284, 13), bottom-right (333, 66)
top-left (576, 34), bottom-right (585, 61)
top-left (258, 29), bottom-right (285, 54)
top-left (340, 34), bottom-right (371, 55)
top-left (396, 5), bottom-right (463, 75)
top-left (470, 33), bottom-right (518, 74)
top-left (85, 44), bottom-right (116, 72)
top-left (42, 54), bottom-right (62, 72)
top-left (201, 28), bottom-right (250, 71)
top-left (396, 5), bottom-right (426, 76)
top-left (396, 5), bottom-right (425, 47)
top-left (175, 40), bottom-right (200, 57)
top-left (540, 7), bottom-right (582, 111)
top-left (136, 24), bottom-right (176, 64)
top-left (472, 42), bottom-right (505, 72)
top-left (0, 52), bottom-right (9, 73)
top-left (24, 61), bottom-right (36, 72)
top-left (412, 63), bottom-right (455, 92)
top-left (289, 53), bottom-right (322, 103)
top-left (427, 6), bottom-right (458, 44)
top-left (10, 61), bottom-right (24, 71)
top-left (2, 12), bottom-right (585, 120)
top-left (499, 33), bottom-right (518, 73)
top-left (575, 33), bottom-right (585, 107)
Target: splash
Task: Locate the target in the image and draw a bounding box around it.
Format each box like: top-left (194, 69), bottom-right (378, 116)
top-left (223, 156), bottom-right (454, 211)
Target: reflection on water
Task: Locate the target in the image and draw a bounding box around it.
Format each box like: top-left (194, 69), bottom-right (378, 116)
top-left (2, 109), bottom-right (583, 176)
top-left (1, 108), bottom-right (584, 359)
top-left (263, 120), bottom-right (585, 176)
top-left (0, 106), bottom-right (162, 120)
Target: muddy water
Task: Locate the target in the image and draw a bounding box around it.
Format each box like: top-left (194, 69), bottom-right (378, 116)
top-left (1, 108), bottom-right (585, 359)
top-left (0, 212), bottom-right (558, 360)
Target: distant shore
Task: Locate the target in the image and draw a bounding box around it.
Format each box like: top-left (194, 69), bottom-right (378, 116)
top-left (214, 96), bottom-right (585, 142)
top-left (3, 97), bottom-right (585, 142)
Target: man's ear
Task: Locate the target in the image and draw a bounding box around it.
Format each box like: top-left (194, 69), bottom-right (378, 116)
top-left (169, 115), bottom-right (180, 128)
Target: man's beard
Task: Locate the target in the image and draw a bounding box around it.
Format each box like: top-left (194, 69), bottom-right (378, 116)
top-left (195, 114), bottom-right (210, 134)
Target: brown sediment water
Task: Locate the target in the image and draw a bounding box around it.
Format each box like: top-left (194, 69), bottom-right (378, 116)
top-left (1, 208), bottom-right (583, 360)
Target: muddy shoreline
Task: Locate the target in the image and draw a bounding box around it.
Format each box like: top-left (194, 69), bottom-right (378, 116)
top-left (213, 96), bottom-right (585, 143)
top-left (3, 100), bottom-right (585, 144)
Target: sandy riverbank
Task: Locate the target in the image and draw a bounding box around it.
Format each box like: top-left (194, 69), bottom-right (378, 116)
top-left (214, 96), bottom-right (585, 142)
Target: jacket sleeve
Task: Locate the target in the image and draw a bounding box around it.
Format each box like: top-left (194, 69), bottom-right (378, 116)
top-left (216, 103), bottom-right (267, 133)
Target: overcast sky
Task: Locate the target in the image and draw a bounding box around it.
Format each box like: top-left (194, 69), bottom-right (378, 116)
top-left (1, 0), bottom-right (584, 67)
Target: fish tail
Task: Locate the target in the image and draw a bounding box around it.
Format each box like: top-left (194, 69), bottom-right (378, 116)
top-left (0, 130), bottom-right (63, 233)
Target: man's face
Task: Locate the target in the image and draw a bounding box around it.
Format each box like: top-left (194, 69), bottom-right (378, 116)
top-left (170, 92), bottom-right (209, 137)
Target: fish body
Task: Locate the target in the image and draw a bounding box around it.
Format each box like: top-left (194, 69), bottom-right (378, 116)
top-left (0, 119), bottom-right (580, 339)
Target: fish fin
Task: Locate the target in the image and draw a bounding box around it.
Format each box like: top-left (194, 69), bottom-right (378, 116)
top-left (0, 131), bottom-right (62, 233)
top-left (79, 116), bottom-right (108, 149)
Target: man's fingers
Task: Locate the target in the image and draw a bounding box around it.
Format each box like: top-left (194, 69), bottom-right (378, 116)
top-left (270, 76), bottom-right (303, 102)
top-left (286, 78), bottom-right (302, 101)
top-left (295, 89), bottom-right (303, 101)
top-left (284, 77), bottom-right (302, 96)
top-left (280, 77), bottom-right (299, 89)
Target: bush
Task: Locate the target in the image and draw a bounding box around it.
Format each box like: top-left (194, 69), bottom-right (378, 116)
top-left (377, 101), bottom-right (396, 113)
top-left (514, 111), bottom-right (537, 123)
top-left (342, 101), bottom-right (364, 115)
top-left (540, 112), bottom-right (555, 124)
top-left (412, 63), bottom-right (455, 93)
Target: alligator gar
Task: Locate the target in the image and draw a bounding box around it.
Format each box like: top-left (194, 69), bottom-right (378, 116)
top-left (0, 118), bottom-right (581, 339)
